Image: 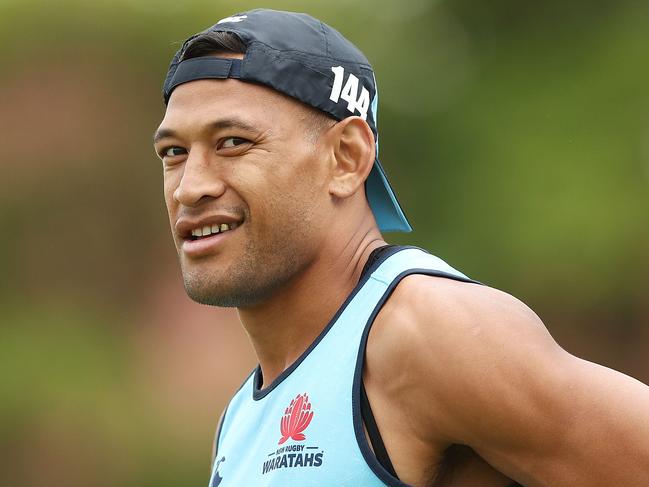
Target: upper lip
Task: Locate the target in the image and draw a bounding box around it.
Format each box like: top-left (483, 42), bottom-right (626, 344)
top-left (175, 214), bottom-right (243, 239)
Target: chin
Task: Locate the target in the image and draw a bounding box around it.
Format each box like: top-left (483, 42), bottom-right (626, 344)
top-left (178, 231), bottom-right (311, 308)
top-left (182, 274), bottom-right (271, 309)
top-left (185, 290), bottom-right (242, 308)
top-left (182, 277), bottom-right (239, 308)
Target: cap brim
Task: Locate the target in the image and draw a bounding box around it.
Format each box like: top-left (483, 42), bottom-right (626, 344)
top-left (366, 157), bottom-right (412, 233)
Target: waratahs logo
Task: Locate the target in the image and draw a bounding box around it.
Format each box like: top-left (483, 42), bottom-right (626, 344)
top-left (262, 393), bottom-right (324, 474)
top-left (279, 393), bottom-right (313, 444)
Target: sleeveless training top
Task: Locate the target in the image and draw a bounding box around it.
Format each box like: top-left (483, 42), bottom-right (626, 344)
top-left (208, 246), bottom-right (478, 486)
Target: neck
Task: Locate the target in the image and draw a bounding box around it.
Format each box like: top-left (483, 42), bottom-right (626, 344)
top-left (237, 226), bottom-right (386, 388)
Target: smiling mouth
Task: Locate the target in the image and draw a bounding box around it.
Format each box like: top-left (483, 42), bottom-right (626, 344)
top-left (187, 222), bottom-right (240, 241)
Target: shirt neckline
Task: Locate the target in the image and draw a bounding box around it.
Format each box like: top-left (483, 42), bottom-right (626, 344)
top-left (251, 245), bottom-right (407, 400)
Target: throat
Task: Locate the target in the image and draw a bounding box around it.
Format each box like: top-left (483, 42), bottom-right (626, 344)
top-left (240, 239), bottom-right (391, 392)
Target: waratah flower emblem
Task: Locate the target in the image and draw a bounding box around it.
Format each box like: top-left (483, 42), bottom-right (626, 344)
top-left (279, 393), bottom-right (314, 444)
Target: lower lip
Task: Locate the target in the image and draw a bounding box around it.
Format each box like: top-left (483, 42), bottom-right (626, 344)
top-left (181, 227), bottom-right (238, 258)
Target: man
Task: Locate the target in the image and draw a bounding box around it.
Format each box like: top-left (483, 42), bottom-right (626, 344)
top-left (153, 8), bottom-right (649, 486)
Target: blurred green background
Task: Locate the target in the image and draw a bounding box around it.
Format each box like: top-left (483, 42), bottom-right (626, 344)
top-left (1, 0), bottom-right (648, 485)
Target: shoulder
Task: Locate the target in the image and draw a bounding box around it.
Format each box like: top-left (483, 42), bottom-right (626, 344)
top-left (364, 273), bottom-right (649, 484)
top-left (369, 273), bottom-right (556, 365)
top-left (365, 273), bottom-right (568, 440)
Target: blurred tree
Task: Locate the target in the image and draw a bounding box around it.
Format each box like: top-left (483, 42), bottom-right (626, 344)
top-left (1, 1), bottom-right (647, 485)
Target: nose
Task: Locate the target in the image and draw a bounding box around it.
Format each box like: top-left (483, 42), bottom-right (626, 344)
top-left (173, 147), bottom-right (226, 206)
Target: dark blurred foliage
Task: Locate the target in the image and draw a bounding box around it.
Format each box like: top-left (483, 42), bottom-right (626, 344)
top-left (1, 1), bottom-right (647, 485)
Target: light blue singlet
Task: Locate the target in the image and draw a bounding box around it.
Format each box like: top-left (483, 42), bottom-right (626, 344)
top-left (209, 246), bottom-right (478, 487)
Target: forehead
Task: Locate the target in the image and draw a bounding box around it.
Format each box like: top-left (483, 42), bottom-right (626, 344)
top-left (160, 78), bottom-right (308, 131)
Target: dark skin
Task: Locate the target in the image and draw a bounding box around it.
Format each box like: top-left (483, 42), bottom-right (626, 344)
top-left (154, 71), bottom-right (649, 486)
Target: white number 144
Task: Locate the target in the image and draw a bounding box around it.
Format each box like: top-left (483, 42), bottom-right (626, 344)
top-left (329, 66), bottom-right (370, 120)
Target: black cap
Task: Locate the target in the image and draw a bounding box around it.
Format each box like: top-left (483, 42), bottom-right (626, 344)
top-left (163, 9), bottom-right (412, 232)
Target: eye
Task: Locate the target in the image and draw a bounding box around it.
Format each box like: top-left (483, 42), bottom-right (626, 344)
top-left (220, 137), bottom-right (250, 149)
top-left (162, 146), bottom-right (187, 157)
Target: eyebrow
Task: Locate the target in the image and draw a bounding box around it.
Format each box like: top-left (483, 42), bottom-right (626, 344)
top-left (153, 118), bottom-right (260, 144)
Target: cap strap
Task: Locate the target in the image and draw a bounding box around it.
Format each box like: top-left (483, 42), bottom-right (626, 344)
top-left (165, 57), bottom-right (242, 101)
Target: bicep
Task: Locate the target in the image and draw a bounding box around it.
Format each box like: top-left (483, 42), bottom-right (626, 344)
top-left (424, 292), bottom-right (649, 485)
top-left (525, 356), bottom-right (649, 485)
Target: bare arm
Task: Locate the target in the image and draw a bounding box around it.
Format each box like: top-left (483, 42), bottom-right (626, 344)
top-left (373, 275), bottom-right (649, 486)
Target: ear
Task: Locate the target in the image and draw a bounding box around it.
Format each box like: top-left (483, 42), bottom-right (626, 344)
top-left (328, 117), bottom-right (375, 199)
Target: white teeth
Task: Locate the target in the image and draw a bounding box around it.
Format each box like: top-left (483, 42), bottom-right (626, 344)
top-left (190, 222), bottom-right (239, 238)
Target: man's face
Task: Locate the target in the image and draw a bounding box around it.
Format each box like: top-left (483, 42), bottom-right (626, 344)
top-left (154, 77), bottom-right (333, 308)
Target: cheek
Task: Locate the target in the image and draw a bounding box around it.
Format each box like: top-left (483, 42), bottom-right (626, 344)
top-left (262, 164), bottom-right (327, 227)
top-left (162, 172), bottom-right (180, 215)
